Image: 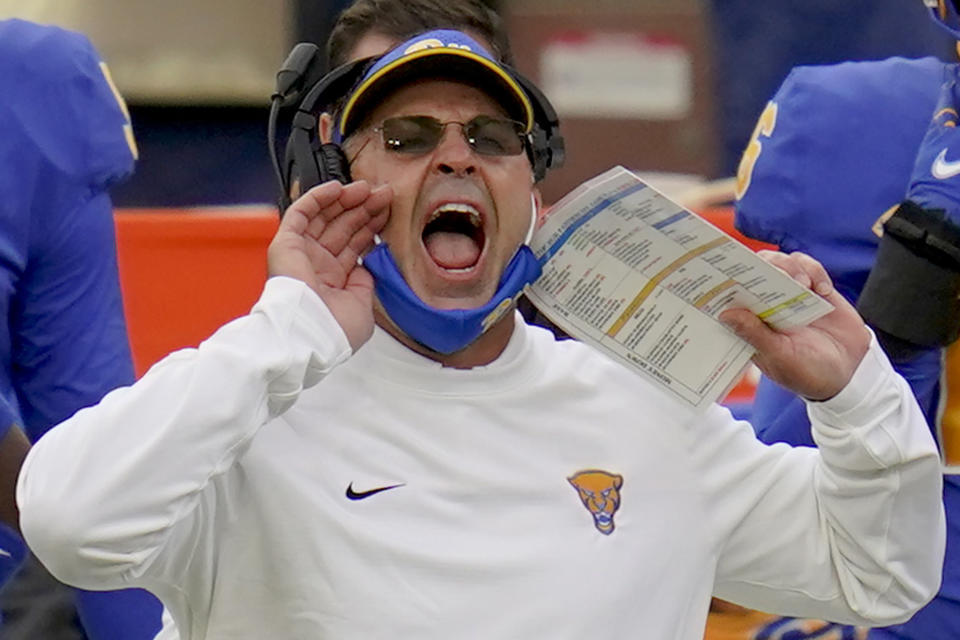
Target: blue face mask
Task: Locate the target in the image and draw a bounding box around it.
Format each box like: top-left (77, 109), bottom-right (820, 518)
top-left (362, 242), bottom-right (542, 354)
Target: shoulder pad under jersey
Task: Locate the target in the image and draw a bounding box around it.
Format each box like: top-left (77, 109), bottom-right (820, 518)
top-left (0, 19), bottom-right (136, 192)
top-left (735, 57), bottom-right (948, 298)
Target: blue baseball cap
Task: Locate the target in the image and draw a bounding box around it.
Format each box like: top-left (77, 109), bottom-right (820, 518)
top-left (337, 29), bottom-right (534, 140)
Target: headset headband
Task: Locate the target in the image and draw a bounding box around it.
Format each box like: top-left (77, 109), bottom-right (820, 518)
top-left (269, 42), bottom-right (564, 213)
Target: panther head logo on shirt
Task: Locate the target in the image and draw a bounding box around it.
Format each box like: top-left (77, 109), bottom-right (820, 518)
top-left (568, 469), bottom-right (623, 535)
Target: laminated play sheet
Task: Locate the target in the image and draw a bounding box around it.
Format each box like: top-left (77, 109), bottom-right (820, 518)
top-left (526, 166), bottom-right (833, 411)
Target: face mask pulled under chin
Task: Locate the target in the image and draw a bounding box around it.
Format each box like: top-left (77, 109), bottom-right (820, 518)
top-left (361, 241), bottom-right (543, 355)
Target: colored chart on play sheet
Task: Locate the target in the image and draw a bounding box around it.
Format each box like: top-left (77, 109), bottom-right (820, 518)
top-left (527, 166), bottom-right (833, 411)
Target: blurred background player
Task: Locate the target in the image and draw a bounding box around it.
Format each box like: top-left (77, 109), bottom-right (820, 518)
top-left (708, 0), bottom-right (953, 178)
top-left (327, 0), bottom-right (512, 69)
top-left (0, 18), bottom-right (166, 640)
top-left (729, 1), bottom-right (960, 638)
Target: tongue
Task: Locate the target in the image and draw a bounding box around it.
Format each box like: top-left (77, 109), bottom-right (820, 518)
top-left (425, 232), bottom-right (481, 269)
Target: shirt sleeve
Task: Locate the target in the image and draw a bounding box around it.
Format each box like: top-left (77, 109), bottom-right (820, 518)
top-left (17, 277), bottom-right (352, 597)
top-left (704, 336), bottom-right (945, 626)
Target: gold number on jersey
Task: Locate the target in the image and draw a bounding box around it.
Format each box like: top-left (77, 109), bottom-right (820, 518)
top-left (98, 61), bottom-right (139, 161)
top-left (734, 101), bottom-right (778, 201)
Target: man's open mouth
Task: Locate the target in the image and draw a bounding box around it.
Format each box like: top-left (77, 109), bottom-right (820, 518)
top-left (422, 203), bottom-right (486, 271)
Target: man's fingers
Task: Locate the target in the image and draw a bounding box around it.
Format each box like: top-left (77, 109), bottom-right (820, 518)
top-left (303, 181), bottom-right (373, 234)
top-left (719, 308), bottom-right (781, 354)
top-left (758, 250), bottom-right (834, 296)
top-left (306, 182), bottom-right (392, 240)
top-left (284, 180), bottom-right (394, 279)
top-left (756, 250), bottom-right (810, 288)
top-left (284, 181), bottom-right (344, 229)
top-left (367, 208), bottom-right (390, 235)
top-left (790, 251), bottom-right (833, 296)
top-left (305, 202), bottom-right (342, 240)
top-left (310, 181), bottom-right (371, 229)
top-left (363, 183), bottom-right (393, 215)
top-left (334, 180), bottom-right (374, 212)
top-left (339, 227), bottom-right (379, 273)
top-left (316, 184), bottom-right (393, 257)
top-left (333, 187), bottom-right (393, 274)
top-left (317, 207), bottom-right (374, 257)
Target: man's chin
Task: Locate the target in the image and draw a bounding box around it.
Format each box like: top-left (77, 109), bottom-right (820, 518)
top-left (423, 295), bottom-right (493, 311)
top-left (408, 278), bottom-right (498, 311)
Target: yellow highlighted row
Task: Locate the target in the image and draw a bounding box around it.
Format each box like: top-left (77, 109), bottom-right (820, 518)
top-left (756, 291), bottom-right (810, 321)
top-left (607, 237), bottom-right (728, 338)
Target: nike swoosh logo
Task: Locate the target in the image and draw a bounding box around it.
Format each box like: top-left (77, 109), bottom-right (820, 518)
top-left (0, 548), bottom-right (10, 558)
top-left (932, 148), bottom-right (960, 179)
top-left (345, 482), bottom-right (404, 500)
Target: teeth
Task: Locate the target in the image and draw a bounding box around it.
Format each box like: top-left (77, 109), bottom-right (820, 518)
top-left (428, 203), bottom-right (481, 227)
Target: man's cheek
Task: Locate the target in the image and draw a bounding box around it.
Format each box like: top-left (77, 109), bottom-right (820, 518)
top-left (378, 215), bottom-right (412, 251)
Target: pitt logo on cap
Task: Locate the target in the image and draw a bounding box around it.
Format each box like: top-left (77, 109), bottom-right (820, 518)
top-left (568, 469), bottom-right (623, 535)
top-left (404, 38), bottom-right (473, 55)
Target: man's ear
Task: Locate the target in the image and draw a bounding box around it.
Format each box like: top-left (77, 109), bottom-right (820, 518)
top-left (319, 112), bottom-right (334, 144)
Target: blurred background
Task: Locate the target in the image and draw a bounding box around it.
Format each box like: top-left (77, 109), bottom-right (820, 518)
top-left (1, 0), bottom-right (955, 209)
top-left (1, 0), bottom-right (956, 376)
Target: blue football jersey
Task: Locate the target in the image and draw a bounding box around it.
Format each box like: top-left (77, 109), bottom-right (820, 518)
top-left (0, 19), bottom-right (137, 440)
top-left (735, 57), bottom-right (960, 639)
top-left (0, 19), bottom-right (162, 640)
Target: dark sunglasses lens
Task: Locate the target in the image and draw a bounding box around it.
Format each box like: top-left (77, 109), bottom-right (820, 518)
top-left (466, 116), bottom-right (525, 156)
top-left (380, 116), bottom-right (442, 154)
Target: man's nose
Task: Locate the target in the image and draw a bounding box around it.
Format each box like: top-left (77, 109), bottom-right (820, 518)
top-left (432, 123), bottom-right (477, 176)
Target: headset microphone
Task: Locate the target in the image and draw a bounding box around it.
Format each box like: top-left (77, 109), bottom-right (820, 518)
top-left (269, 43), bottom-right (330, 212)
top-left (274, 43), bottom-right (323, 106)
top-left (270, 56), bottom-right (373, 214)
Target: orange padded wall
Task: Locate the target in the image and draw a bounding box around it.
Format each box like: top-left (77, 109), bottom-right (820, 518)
top-left (114, 208), bottom-right (278, 377)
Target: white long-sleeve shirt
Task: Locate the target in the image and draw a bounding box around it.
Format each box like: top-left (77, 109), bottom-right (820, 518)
top-left (18, 277), bottom-right (945, 639)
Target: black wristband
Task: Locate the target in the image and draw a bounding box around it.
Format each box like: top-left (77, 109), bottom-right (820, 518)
top-left (857, 201), bottom-right (960, 347)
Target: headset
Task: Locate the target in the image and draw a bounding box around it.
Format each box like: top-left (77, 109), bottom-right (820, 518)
top-left (268, 42), bottom-right (565, 212)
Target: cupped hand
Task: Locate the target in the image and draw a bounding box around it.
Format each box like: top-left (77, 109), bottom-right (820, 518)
top-left (268, 180), bottom-right (392, 350)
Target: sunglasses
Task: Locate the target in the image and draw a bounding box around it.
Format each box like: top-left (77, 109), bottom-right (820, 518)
top-left (371, 115), bottom-right (528, 157)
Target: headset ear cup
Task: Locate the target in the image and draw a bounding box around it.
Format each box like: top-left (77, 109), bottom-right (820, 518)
top-left (548, 130), bottom-right (565, 172)
top-left (317, 143), bottom-right (352, 184)
top-left (288, 126), bottom-right (322, 196)
top-left (508, 66), bottom-right (565, 181)
top-left (287, 114), bottom-right (351, 195)
top-left (527, 127), bottom-right (549, 183)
